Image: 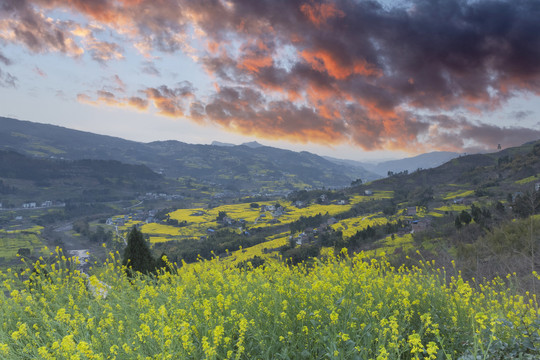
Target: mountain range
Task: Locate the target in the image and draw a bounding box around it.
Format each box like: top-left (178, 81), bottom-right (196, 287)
top-left (0, 116), bottom-right (472, 190)
top-left (0, 117), bottom-right (374, 191)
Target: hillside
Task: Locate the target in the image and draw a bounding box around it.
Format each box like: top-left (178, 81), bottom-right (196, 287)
top-left (95, 139), bottom-right (540, 286)
top-left (0, 117), bottom-right (379, 190)
top-left (364, 140), bottom-right (540, 198)
top-left (1, 250), bottom-right (539, 359)
top-left (0, 150), bottom-right (166, 207)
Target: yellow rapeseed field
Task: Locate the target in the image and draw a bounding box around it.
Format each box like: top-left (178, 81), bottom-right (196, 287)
top-left (1, 249), bottom-right (539, 359)
top-left (115, 191), bottom-right (395, 245)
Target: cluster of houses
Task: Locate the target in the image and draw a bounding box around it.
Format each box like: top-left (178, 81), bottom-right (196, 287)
top-left (106, 209), bottom-right (158, 227)
top-left (259, 204), bottom-right (287, 216)
top-left (293, 197), bottom-right (348, 208)
top-left (139, 193), bottom-right (183, 201)
top-left (204, 217), bottom-right (250, 239)
top-left (218, 216), bottom-right (247, 228)
top-left (255, 205), bottom-right (287, 224)
top-left (17, 200), bottom-right (59, 209)
top-left (294, 217), bottom-right (339, 245)
top-left (0, 200), bottom-right (60, 209)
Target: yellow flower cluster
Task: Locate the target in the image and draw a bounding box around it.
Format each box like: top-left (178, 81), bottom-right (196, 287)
top-left (0, 250), bottom-right (538, 359)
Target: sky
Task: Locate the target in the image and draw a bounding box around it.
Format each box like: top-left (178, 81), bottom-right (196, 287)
top-left (1, 0), bottom-right (540, 162)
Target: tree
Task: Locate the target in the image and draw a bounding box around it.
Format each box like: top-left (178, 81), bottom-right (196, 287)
top-left (217, 211), bottom-right (228, 222)
top-left (471, 204), bottom-right (482, 224)
top-left (73, 219), bottom-right (90, 236)
top-left (459, 210), bottom-right (472, 225)
top-left (513, 192), bottom-right (540, 218)
top-left (122, 227), bottom-right (155, 275)
top-left (454, 216), bottom-right (462, 229)
top-left (351, 178), bottom-right (362, 186)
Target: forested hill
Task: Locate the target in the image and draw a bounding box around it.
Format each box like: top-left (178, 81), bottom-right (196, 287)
top-left (0, 150), bottom-right (165, 207)
top-left (362, 139), bottom-right (540, 193)
top-left (0, 150), bottom-right (161, 182)
top-left (0, 117), bottom-right (379, 190)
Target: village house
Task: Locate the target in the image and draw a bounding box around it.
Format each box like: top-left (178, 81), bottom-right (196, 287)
top-left (411, 218), bottom-right (432, 233)
top-left (221, 216), bottom-right (235, 226)
top-left (364, 190), bottom-right (373, 196)
top-left (295, 232), bottom-right (311, 245)
top-left (293, 227), bottom-right (318, 245)
top-left (536, 182), bottom-right (540, 192)
top-left (23, 202), bottom-right (37, 208)
top-left (407, 206), bottom-right (417, 216)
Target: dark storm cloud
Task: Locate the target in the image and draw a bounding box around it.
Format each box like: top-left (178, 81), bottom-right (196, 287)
top-left (5, 0), bottom-right (540, 151)
top-left (183, 0), bottom-right (540, 149)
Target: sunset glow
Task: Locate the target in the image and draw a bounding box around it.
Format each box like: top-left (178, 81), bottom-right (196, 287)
top-left (1, 0), bottom-right (540, 159)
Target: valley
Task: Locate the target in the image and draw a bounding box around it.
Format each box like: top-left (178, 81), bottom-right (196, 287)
top-left (1, 119), bottom-right (540, 359)
top-left (1, 120), bottom-right (539, 289)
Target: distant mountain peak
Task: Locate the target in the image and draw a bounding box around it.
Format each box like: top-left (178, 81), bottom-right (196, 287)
top-left (241, 141), bottom-right (264, 148)
top-left (211, 140), bottom-right (264, 148)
